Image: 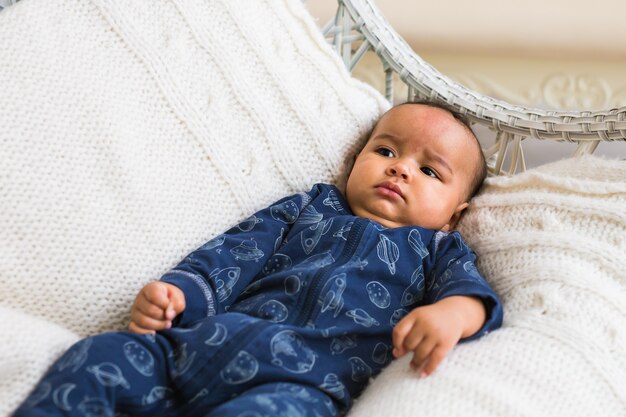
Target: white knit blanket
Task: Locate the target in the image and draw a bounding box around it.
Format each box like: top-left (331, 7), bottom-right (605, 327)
top-left (348, 155), bottom-right (626, 417)
top-left (1, 0), bottom-right (625, 416)
top-left (0, 0), bottom-right (386, 413)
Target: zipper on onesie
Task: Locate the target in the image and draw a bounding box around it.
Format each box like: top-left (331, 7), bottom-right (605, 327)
top-left (292, 218), bottom-right (368, 328)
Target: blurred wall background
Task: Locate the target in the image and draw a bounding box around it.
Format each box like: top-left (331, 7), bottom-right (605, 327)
top-left (306, 0), bottom-right (626, 166)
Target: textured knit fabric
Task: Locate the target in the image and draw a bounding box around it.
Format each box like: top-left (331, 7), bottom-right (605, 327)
top-left (0, 0), bottom-right (388, 414)
top-left (12, 184), bottom-right (502, 417)
top-left (347, 155), bottom-right (626, 417)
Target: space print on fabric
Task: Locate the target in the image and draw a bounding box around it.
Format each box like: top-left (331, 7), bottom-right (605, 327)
top-left (371, 343), bottom-right (392, 365)
top-left (142, 386), bottom-right (174, 407)
top-left (220, 350), bottom-right (259, 384)
top-left (295, 251), bottom-right (335, 270)
top-left (301, 218), bottom-right (333, 254)
top-left (270, 330), bottom-right (317, 374)
top-left (205, 322), bottom-right (228, 346)
top-left (199, 235), bottom-right (226, 251)
top-left (231, 240), bottom-right (265, 262)
top-left (238, 215), bottom-right (263, 232)
top-left (123, 341), bottom-right (155, 377)
top-left (257, 299), bottom-right (289, 322)
top-left (86, 363), bottom-right (130, 389)
top-left (332, 222), bottom-right (352, 240)
top-left (323, 189), bottom-right (343, 212)
top-left (330, 335), bottom-right (357, 355)
top-left (389, 308), bottom-right (409, 326)
top-left (13, 185), bottom-right (502, 417)
top-left (319, 373), bottom-right (347, 400)
top-left (56, 337), bottom-right (92, 373)
top-left (210, 267), bottom-right (241, 302)
top-left (263, 253), bottom-right (293, 275)
top-left (376, 234), bottom-right (399, 274)
top-left (319, 273), bottom-right (346, 317)
top-left (365, 281), bottom-right (391, 309)
top-left (408, 229), bottom-right (429, 259)
top-left (270, 200), bottom-right (300, 224)
top-left (401, 265), bottom-right (425, 307)
top-left (348, 357), bottom-right (372, 383)
top-left (299, 205), bottom-right (324, 224)
top-left (345, 309), bottom-right (379, 327)
top-left (284, 275), bottom-right (301, 295)
top-left (169, 343), bottom-right (196, 378)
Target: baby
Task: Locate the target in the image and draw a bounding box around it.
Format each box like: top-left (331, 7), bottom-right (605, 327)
top-left (14, 101), bottom-right (502, 417)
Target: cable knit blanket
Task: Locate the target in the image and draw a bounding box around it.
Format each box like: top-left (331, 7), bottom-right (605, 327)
top-left (0, 0), bottom-right (387, 413)
top-left (1, 0), bottom-right (625, 416)
top-left (348, 155), bottom-right (626, 417)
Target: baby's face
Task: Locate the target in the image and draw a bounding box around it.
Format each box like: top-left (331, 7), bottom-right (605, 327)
top-left (345, 104), bottom-right (479, 230)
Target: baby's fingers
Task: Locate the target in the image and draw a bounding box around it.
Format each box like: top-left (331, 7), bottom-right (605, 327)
top-left (142, 282), bottom-right (171, 309)
top-left (129, 310), bottom-right (172, 333)
top-left (415, 343), bottom-right (454, 378)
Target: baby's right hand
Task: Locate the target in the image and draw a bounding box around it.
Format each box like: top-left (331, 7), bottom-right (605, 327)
top-left (129, 282), bottom-right (186, 335)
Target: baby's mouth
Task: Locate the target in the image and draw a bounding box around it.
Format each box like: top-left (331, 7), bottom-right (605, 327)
top-left (376, 181), bottom-right (404, 200)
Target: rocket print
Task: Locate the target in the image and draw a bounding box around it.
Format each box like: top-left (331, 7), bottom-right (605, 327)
top-left (301, 218), bottom-right (333, 254)
top-left (210, 267), bottom-right (241, 302)
top-left (401, 265), bottom-right (425, 307)
top-left (377, 234), bottom-right (400, 274)
top-left (408, 229), bottom-right (428, 259)
top-left (323, 189), bottom-right (343, 212)
top-left (270, 330), bottom-right (317, 374)
top-left (295, 251), bottom-right (335, 269)
top-left (220, 351), bottom-right (259, 384)
top-left (319, 273), bottom-right (346, 317)
top-left (365, 281), bottom-right (391, 309)
top-left (270, 200), bottom-right (300, 224)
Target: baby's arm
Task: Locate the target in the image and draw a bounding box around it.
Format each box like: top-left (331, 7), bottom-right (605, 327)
top-left (392, 295), bottom-right (485, 378)
top-left (129, 282), bottom-right (186, 334)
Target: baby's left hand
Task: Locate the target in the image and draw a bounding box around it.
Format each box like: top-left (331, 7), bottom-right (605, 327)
top-left (391, 298), bottom-right (465, 378)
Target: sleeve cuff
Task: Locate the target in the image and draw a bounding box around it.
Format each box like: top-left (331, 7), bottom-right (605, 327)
top-left (161, 270), bottom-right (217, 327)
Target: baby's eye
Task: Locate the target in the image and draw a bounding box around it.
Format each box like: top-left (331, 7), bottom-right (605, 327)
top-left (420, 167), bottom-right (439, 179)
top-left (376, 147), bottom-right (395, 158)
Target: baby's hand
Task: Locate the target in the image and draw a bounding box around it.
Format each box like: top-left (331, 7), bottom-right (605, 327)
top-left (391, 298), bottom-right (466, 378)
top-left (129, 282), bottom-right (186, 335)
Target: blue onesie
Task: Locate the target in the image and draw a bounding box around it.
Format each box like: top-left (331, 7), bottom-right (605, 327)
top-left (14, 183), bottom-right (503, 417)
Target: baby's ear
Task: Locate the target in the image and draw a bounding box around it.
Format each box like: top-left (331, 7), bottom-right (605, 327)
top-left (443, 201), bottom-right (469, 231)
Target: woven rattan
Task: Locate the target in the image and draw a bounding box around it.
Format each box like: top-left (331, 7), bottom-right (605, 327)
top-left (325, 0), bottom-right (626, 174)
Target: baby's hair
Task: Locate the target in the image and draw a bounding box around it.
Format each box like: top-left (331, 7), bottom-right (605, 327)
top-left (390, 99), bottom-right (487, 200)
